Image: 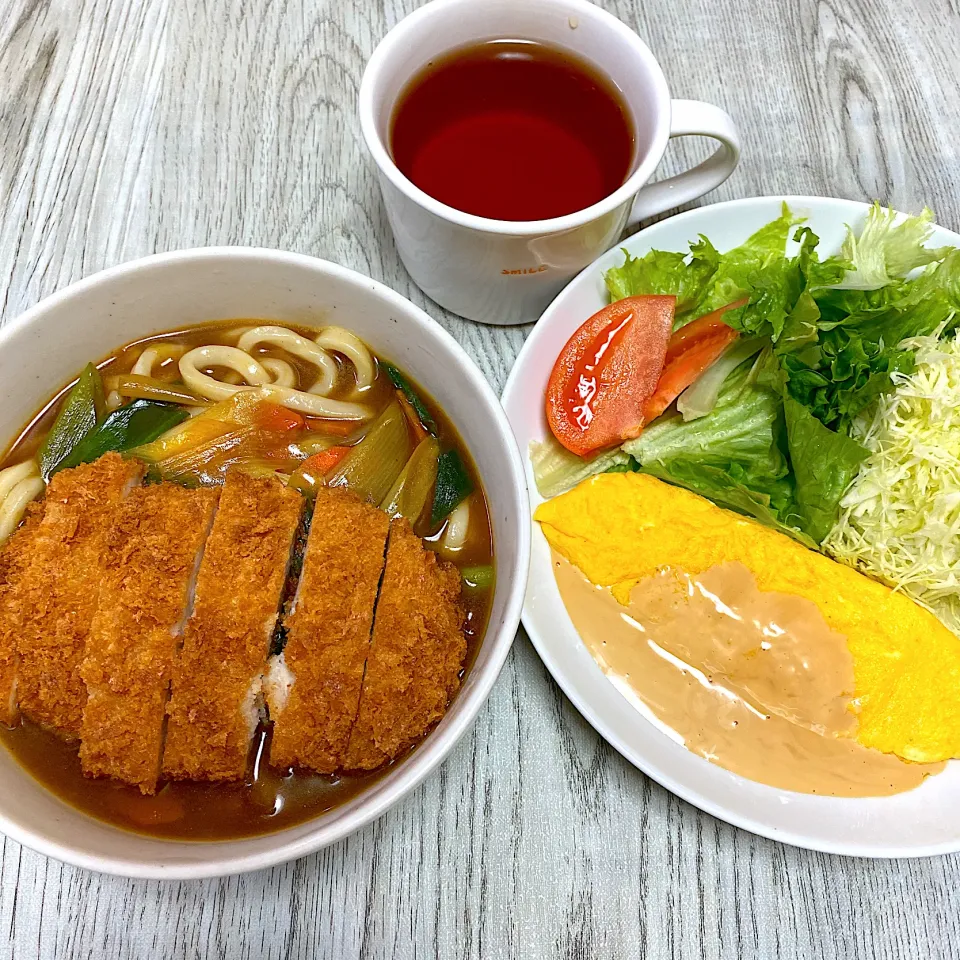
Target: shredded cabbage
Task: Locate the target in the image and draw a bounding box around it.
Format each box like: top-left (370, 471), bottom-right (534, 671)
top-left (823, 328), bottom-right (960, 633)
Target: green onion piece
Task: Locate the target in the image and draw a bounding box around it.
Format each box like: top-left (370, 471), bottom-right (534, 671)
top-left (431, 448), bottom-right (473, 524)
top-left (290, 434), bottom-right (346, 458)
top-left (325, 401), bottom-right (411, 504)
top-left (115, 375), bottom-right (209, 407)
top-left (383, 363), bottom-right (437, 435)
top-left (56, 399), bottom-right (189, 473)
top-left (38, 363), bottom-right (106, 479)
top-left (381, 436), bottom-right (441, 525)
top-left (460, 564), bottom-right (494, 591)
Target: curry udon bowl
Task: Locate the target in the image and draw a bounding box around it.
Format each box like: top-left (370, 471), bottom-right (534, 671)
top-left (0, 249), bottom-right (529, 878)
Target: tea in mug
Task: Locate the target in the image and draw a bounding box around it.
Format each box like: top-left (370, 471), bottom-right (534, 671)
top-left (390, 40), bottom-right (635, 222)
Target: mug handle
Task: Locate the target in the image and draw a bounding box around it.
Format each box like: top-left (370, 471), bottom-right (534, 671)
top-left (627, 100), bottom-right (741, 228)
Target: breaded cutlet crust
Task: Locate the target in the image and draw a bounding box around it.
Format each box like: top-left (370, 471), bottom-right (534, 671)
top-left (0, 503), bottom-right (45, 726)
top-left (163, 471), bottom-right (303, 781)
top-left (79, 484), bottom-right (218, 794)
top-left (344, 519), bottom-right (465, 772)
top-left (268, 486), bottom-right (389, 774)
top-left (16, 453), bottom-right (144, 738)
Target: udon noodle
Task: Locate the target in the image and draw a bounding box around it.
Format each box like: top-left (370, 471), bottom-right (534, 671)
top-left (179, 325), bottom-right (374, 418)
top-left (441, 497), bottom-right (472, 553)
top-left (0, 460), bottom-right (43, 542)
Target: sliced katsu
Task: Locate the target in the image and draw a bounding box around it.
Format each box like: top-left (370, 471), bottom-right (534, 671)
top-left (163, 471), bottom-right (303, 781)
top-left (266, 486), bottom-right (389, 774)
top-left (344, 519), bottom-right (465, 771)
top-left (2, 459), bottom-right (470, 792)
top-left (0, 504), bottom-right (44, 725)
top-left (16, 453), bottom-right (144, 738)
top-left (79, 484), bottom-right (218, 794)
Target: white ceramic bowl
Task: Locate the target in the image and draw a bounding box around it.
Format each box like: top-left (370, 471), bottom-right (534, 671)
top-left (0, 249), bottom-right (530, 878)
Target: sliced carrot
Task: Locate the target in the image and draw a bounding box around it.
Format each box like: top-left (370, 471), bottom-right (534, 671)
top-left (396, 390), bottom-right (428, 443)
top-left (303, 417), bottom-right (357, 436)
top-left (255, 402), bottom-right (305, 433)
top-left (301, 446), bottom-right (351, 476)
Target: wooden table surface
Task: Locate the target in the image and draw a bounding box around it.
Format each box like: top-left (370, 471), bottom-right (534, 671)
top-left (2, 0), bottom-right (960, 957)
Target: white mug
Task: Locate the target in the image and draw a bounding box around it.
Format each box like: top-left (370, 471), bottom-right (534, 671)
top-left (360, 0), bottom-right (741, 326)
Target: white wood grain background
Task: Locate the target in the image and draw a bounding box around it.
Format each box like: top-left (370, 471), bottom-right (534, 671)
top-left (1, 0), bottom-right (960, 957)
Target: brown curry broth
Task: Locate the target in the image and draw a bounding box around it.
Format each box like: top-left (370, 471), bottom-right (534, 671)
top-left (0, 318), bottom-right (493, 839)
top-left (0, 720), bottom-right (396, 840)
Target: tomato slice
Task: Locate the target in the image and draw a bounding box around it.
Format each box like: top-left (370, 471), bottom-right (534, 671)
top-left (641, 301), bottom-right (744, 423)
top-left (546, 295), bottom-right (675, 456)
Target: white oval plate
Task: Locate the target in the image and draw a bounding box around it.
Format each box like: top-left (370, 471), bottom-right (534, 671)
top-left (502, 196), bottom-right (960, 858)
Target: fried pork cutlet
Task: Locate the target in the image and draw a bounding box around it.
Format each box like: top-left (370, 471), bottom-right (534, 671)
top-left (163, 471), bottom-right (303, 782)
top-left (79, 484), bottom-right (218, 794)
top-left (16, 453), bottom-right (144, 738)
top-left (267, 486), bottom-right (389, 774)
top-left (0, 503), bottom-right (45, 726)
top-left (344, 519), bottom-right (465, 771)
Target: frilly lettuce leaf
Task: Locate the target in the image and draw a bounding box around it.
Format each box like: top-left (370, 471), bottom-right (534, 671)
top-left (604, 237), bottom-right (720, 316)
top-left (604, 206), bottom-right (846, 343)
top-left (782, 397), bottom-right (867, 542)
top-left (837, 202), bottom-right (950, 290)
top-left (695, 205), bottom-right (803, 339)
top-left (784, 249), bottom-right (960, 430)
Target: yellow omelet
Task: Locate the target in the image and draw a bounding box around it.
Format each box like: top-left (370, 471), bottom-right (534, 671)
top-left (535, 471), bottom-right (960, 764)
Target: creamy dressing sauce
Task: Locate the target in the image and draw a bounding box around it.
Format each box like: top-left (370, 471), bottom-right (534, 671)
top-left (553, 553), bottom-right (941, 796)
